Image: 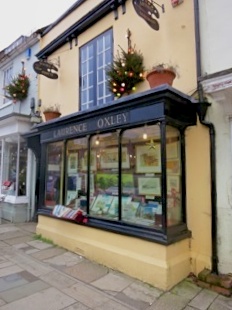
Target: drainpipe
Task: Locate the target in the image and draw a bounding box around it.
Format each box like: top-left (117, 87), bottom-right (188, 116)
top-left (194, 0), bottom-right (218, 274)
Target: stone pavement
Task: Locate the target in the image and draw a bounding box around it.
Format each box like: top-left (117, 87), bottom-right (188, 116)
top-left (0, 222), bottom-right (231, 310)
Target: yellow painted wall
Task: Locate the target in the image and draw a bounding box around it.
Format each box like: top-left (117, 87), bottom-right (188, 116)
top-left (37, 215), bottom-right (190, 290)
top-left (37, 0), bottom-right (212, 288)
top-left (40, 0), bottom-right (197, 116)
top-left (186, 121), bottom-right (212, 272)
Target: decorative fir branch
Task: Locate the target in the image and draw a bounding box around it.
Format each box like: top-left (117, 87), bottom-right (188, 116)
top-left (4, 73), bottom-right (30, 102)
top-left (106, 45), bottom-right (145, 98)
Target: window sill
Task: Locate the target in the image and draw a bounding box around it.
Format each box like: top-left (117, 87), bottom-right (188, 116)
top-left (38, 209), bottom-right (191, 245)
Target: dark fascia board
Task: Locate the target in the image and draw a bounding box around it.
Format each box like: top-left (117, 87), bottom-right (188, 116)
top-left (33, 85), bottom-right (197, 132)
top-left (36, 0), bottom-right (126, 59)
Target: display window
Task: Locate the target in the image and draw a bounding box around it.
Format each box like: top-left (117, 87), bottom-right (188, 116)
top-left (1, 136), bottom-right (28, 196)
top-left (166, 126), bottom-right (182, 226)
top-left (65, 137), bottom-right (88, 211)
top-left (46, 124), bottom-right (183, 230)
top-left (44, 142), bottom-right (64, 208)
top-left (89, 132), bottom-right (119, 219)
top-left (120, 124), bottom-right (162, 228)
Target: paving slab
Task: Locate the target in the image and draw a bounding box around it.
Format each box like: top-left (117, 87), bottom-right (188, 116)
top-left (208, 294), bottom-right (232, 310)
top-left (62, 282), bottom-right (110, 308)
top-left (94, 299), bottom-right (133, 310)
top-left (27, 240), bottom-right (54, 250)
top-left (0, 260), bottom-right (14, 269)
top-left (0, 241), bottom-right (8, 247)
top-left (5, 251), bottom-right (52, 277)
top-left (0, 287), bottom-right (76, 310)
top-left (63, 302), bottom-right (90, 309)
top-left (43, 251), bottom-right (83, 267)
top-left (0, 230), bottom-right (29, 241)
top-left (0, 270), bottom-right (38, 293)
top-left (115, 281), bottom-right (162, 310)
top-left (3, 235), bottom-right (35, 245)
top-left (0, 273), bottom-right (28, 293)
top-left (0, 226), bottom-right (20, 234)
top-left (0, 265), bottom-right (23, 278)
top-left (148, 291), bottom-right (190, 310)
top-left (15, 223), bottom-right (36, 233)
top-left (91, 271), bottom-right (133, 294)
top-left (171, 279), bottom-right (202, 301)
top-left (64, 260), bottom-right (108, 283)
top-left (30, 246), bottom-right (66, 261)
top-left (40, 270), bottom-right (77, 289)
top-left (188, 288), bottom-right (218, 310)
top-left (0, 279), bottom-right (50, 303)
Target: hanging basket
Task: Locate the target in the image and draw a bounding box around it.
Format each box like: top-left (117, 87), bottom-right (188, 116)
top-left (43, 111), bottom-right (61, 121)
top-left (146, 68), bottom-right (176, 88)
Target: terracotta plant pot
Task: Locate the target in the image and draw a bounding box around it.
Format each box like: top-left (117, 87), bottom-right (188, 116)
top-left (146, 68), bottom-right (176, 88)
top-left (43, 111), bottom-right (61, 121)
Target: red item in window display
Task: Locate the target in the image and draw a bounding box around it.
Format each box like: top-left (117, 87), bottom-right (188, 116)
top-left (3, 180), bottom-right (12, 187)
top-left (74, 209), bottom-right (88, 224)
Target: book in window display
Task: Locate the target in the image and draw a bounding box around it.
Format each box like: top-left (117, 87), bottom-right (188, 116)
top-left (107, 196), bottom-right (119, 217)
top-left (90, 194), bottom-right (114, 215)
top-left (122, 200), bottom-right (140, 221)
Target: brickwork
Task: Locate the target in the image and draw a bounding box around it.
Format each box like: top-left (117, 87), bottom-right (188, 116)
top-left (189, 269), bottom-right (232, 297)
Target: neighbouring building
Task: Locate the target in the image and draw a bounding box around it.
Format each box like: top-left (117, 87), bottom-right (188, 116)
top-left (198, 0), bottom-right (232, 275)
top-left (23, 0), bottom-right (215, 290)
top-left (0, 31), bottom-right (44, 222)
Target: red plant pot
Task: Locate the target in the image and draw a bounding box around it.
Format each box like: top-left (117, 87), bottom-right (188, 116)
top-left (146, 69), bottom-right (176, 88)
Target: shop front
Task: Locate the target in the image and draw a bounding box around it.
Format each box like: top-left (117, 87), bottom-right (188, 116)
top-left (25, 86), bottom-right (200, 290)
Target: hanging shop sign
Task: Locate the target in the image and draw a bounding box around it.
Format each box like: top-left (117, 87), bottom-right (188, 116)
top-left (33, 61), bottom-right (58, 79)
top-left (132, 0), bottom-right (164, 31)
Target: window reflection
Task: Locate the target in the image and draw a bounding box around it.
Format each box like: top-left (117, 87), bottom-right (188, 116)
top-left (121, 125), bottom-right (162, 228)
top-left (65, 138), bottom-right (88, 211)
top-left (46, 124), bottom-right (183, 229)
top-left (90, 132), bottom-right (119, 219)
top-left (45, 142), bottom-right (64, 208)
top-left (1, 136), bottom-right (27, 196)
top-left (166, 126), bottom-right (182, 226)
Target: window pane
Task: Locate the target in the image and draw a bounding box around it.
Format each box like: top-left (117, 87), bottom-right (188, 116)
top-left (18, 139), bottom-right (27, 196)
top-left (166, 126), bottom-right (182, 226)
top-left (90, 132), bottom-right (119, 219)
top-left (97, 53), bottom-right (103, 67)
top-left (65, 138), bottom-right (88, 211)
top-left (45, 142), bottom-right (64, 209)
top-left (2, 138), bottom-right (18, 196)
top-left (121, 125), bottom-right (162, 228)
top-left (80, 29), bottom-right (113, 110)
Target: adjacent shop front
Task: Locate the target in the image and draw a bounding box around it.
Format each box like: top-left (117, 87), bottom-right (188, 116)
top-left (25, 86), bottom-right (198, 290)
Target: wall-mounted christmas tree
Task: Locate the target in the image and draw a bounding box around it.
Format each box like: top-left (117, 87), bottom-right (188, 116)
top-left (106, 29), bottom-right (145, 98)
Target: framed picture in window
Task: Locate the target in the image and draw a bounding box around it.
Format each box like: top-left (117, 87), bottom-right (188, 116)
top-left (136, 145), bottom-right (161, 173)
top-left (100, 147), bottom-right (130, 169)
top-left (167, 159), bottom-right (180, 175)
top-left (138, 177), bottom-right (161, 196)
top-left (167, 142), bottom-right (179, 159)
top-left (68, 153), bottom-right (78, 173)
top-left (167, 175), bottom-right (180, 192)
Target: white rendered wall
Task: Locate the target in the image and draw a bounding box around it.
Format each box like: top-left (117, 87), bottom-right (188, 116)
top-left (199, 0), bottom-right (232, 75)
top-left (200, 0), bottom-right (232, 274)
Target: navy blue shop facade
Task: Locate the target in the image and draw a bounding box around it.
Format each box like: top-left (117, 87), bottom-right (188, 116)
top-left (24, 86), bottom-right (197, 245)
